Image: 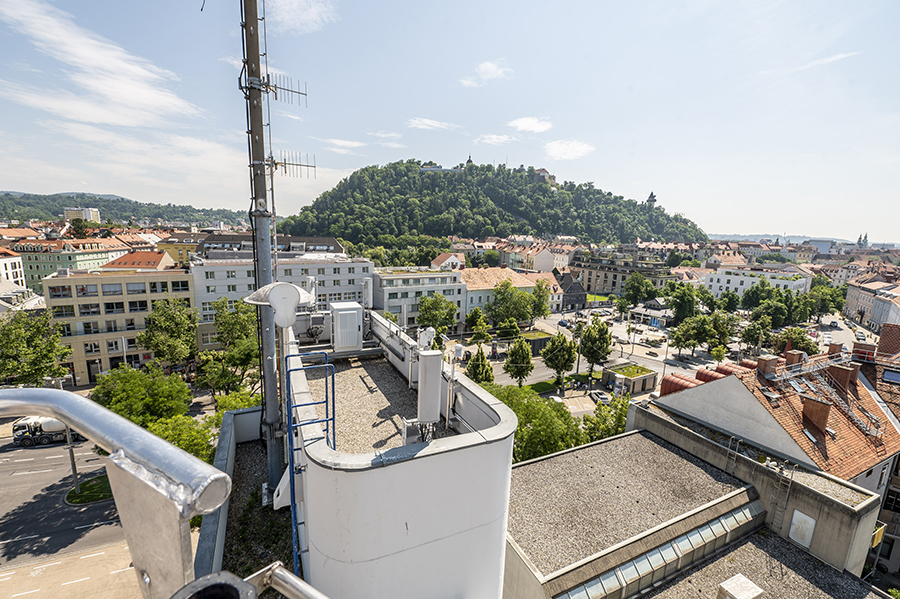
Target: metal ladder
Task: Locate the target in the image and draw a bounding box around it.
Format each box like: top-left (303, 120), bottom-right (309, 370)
top-left (770, 463), bottom-right (795, 534)
top-left (725, 437), bottom-right (742, 475)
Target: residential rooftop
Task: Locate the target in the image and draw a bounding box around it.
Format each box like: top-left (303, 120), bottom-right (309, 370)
top-left (507, 430), bottom-right (741, 576)
top-left (308, 356), bottom-right (456, 454)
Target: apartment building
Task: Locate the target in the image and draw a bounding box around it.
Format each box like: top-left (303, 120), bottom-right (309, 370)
top-left (196, 233), bottom-right (343, 255)
top-left (63, 207), bottom-right (100, 222)
top-left (372, 267), bottom-right (466, 327)
top-left (158, 233), bottom-right (208, 263)
top-left (192, 252), bottom-right (373, 346)
top-left (0, 247), bottom-right (24, 286)
top-left (14, 239), bottom-right (110, 293)
top-left (704, 265), bottom-right (812, 299)
top-left (845, 275), bottom-right (898, 330)
top-left (459, 266), bottom-right (535, 317)
top-left (569, 251), bottom-right (676, 295)
top-left (42, 266), bottom-right (192, 384)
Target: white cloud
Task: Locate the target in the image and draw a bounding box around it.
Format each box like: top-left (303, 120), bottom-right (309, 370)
top-left (379, 142), bottom-right (406, 149)
top-left (790, 51), bottom-right (862, 73)
top-left (544, 140), bottom-right (595, 161)
top-left (314, 138), bottom-right (366, 149)
top-left (368, 130), bottom-right (401, 139)
top-left (508, 117), bottom-right (553, 133)
top-left (0, 0), bottom-right (200, 128)
top-left (459, 59), bottom-right (513, 87)
top-left (266, 0), bottom-right (339, 35)
top-left (476, 60), bottom-right (513, 80)
top-left (277, 111), bottom-right (306, 122)
top-left (406, 117), bottom-right (459, 131)
top-left (475, 134), bottom-right (516, 145)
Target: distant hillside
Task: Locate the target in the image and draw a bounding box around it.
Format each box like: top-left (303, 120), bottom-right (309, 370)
top-left (0, 192), bottom-right (248, 227)
top-left (707, 233), bottom-right (852, 244)
top-left (278, 160), bottom-right (707, 245)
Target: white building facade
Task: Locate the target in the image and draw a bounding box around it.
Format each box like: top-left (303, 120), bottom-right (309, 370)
top-left (704, 266), bottom-right (812, 299)
top-left (372, 268), bottom-right (466, 327)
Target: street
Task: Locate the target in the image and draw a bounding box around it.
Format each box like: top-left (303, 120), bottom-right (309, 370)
top-left (0, 434), bottom-right (124, 570)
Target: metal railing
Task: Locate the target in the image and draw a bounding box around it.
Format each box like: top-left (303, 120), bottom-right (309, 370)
top-left (284, 358), bottom-right (337, 577)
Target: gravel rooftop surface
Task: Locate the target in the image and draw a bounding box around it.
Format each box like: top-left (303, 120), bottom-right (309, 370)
top-left (307, 356), bottom-right (455, 455)
top-left (221, 441), bottom-right (293, 590)
top-left (508, 431), bottom-right (741, 576)
top-left (644, 530), bottom-right (880, 599)
top-left (649, 405), bottom-right (870, 506)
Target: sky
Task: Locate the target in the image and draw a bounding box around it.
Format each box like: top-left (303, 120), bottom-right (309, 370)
top-left (0, 0), bottom-right (898, 243)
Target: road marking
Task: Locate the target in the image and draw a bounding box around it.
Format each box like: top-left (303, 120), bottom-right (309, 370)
top-left (33, 562), bottom-right (61, 568)
top-left (12, 591), bottom-right (40, 597)
top-left (75, 452), bottom-right (93, 456)
top-left (75, 519), bottom-right (119, 530)
top-left (12, 470), bottom-right (52, 476)
top-left (79, 552), bottom-right (105, 559)
top-left (0, 535), bottom-right (38, 545)
top-left (44, 455), bottom-right (64, 459)
top-left (13, 458), bottom-right (34, 462)
top-left (110, 566), bottom-right (134, 574)
top-left (0, 576), bottom-right (12, 582)
top-left (62, 577), bottom-right (90, 586)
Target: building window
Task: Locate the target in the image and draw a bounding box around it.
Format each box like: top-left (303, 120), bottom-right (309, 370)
top-left (317, 268), bottom-right (325, 275)
top-left (79, 303), bottom-right (101, 316)
top-left (334, 280), bottom-right (341, 286)
top-left (150, 281), bottom-right (168, 293)
top-left (400, 291), bottom-right (408, 299)
top-left (333, 268), bottom-right (340, 275)
top-left (125, 282), bottom-right (145, 295)
top-left (105, 302), bottom-right (125, 314)
top-left (172, 281), bottom-right (189, 292)
top-left (100, 283), bottom-right (122, 296)
top-left (83, 322), bottom-right (99, 335)
top-left (84, 342), bottom-right (100, 354)
top-left (107, 339), bottom-right (121, 353)
top-left (125, 318), bottom-right (136, 331)
top-left (348, 279), bottom-right (355, 286)
top-left (415, 291), bottom-right (422, 298)
top-left (227, 285), bottom-right (237, 292)
top-left (348, 267), bottom-right (355, 274)
top-left (388, 292), bottom-right (398, 300)
top-left (206, 285), bottom-right (215, 294)
top-left (205, 272), bottom-right (215, 279)
top-left (227, 271), bottom-right (236, 279)
top-left (301, 268), bottom-right (309, 276)
top-left (76, 284), bottom-right (98, 297)
top-left (284, 269), bottom-right (292, 277)
top-left (247, 284), bottom-right (253, 291)
top-left (60, 323), bottom-right (72, 337)
top-left (128, 300), bottom-right (148, 312)
top-left (880, 466), bottom-right (889, 489)
top-left (53, 305), bottom-right (75, 318)
top-left (247, 270), bottom-right (254, 278)
top-left (126, 338), bottom-right (137, 350)
top-left (202, 332), bottom-right (216, 345)
top-left (106, 320), bottom-right (118, 333)
top-left (48, 285), bottom-right (72, 299)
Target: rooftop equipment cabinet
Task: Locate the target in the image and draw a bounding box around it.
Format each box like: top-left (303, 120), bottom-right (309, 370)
top-left (331, 301), bottom-right (364, 352)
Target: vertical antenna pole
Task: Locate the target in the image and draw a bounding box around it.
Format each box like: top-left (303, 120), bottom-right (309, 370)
top-left (242, 0), bottom-right (282, 494)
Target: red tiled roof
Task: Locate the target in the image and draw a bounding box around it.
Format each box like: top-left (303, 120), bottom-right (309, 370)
top-left (101, 251), bottom-right (170, 270)
top-left (736, 369), bottom-right (900, 480)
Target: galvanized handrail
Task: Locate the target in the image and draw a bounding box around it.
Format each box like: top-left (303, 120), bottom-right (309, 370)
top-left (0, 388), bottom-right (230, 516)
top-left (0, 388), bottom-right (232, 599)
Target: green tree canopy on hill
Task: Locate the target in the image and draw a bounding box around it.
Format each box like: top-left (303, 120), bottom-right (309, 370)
top-left (278, 160), bottom-right (707, 245)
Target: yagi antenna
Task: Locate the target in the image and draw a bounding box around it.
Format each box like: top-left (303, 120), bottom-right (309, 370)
top-left (269, 74), bottom-right (308, 107)
top-left (277, 151), bottom-right (316, 179)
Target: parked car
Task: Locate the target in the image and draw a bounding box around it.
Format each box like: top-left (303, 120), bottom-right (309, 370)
top-left (559, 320), bottom-right (569, 328)
top-left (830, 321), bottom-right (840, 328)
top-left (591, 391), bottom-right (610, 405)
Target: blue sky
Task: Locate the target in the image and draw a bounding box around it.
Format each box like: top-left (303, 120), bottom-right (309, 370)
top-left (0, 0), bottom-right (897, 242)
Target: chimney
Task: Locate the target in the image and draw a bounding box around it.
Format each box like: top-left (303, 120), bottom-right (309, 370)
top-left (785, 350), bottom-right (804, 365)
top-left (828, 342), bottom-right (843, 355)
top-left (802, 395), bottom-right (832, 433)
top-left (828, 364), bottom-right (853, 390)
top-left (848, 361), bottom-right (861, 385)
top-left (757, 355), bottom-right (779, 376)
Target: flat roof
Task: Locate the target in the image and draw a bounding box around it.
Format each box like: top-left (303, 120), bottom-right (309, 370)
top-left (643, 531), bottom-right (880, 598)
top-left (507, 431), bottom-right (741, 576)
top-left (308, 356), bottom-right (455, 454)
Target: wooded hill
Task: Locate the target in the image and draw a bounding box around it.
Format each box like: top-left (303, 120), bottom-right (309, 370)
top-left (278, 160), bottom-right (707, 245)
top-left (0, 192), bottom-right (247, 227)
